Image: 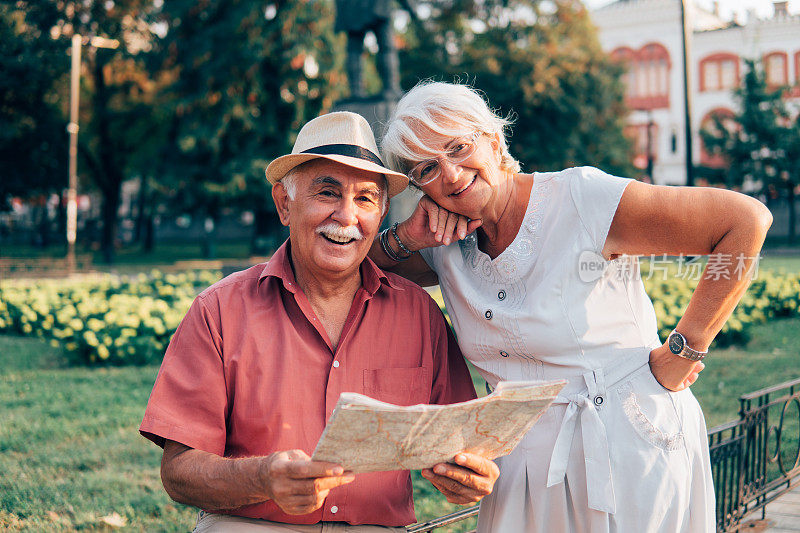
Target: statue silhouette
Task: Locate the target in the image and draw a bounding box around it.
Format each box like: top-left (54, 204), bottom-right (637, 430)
top-left (335, 0), bottom-right (416, 99)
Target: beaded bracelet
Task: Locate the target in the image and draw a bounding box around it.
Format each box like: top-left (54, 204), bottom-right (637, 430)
top-left (390, 222), bottom-right (416, 256)
top-left (379, 228), bottom-right (409, 262)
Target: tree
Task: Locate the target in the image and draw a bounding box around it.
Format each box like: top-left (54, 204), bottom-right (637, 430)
top-left (0, 3), bottom-right (68, 244)
top-left (7, 1), bottom-right (163, 261)
top-left (398, 0), bottom-right (634, 176)
top-left (152, 0), bottom-right (346, 257)
top-left (702, 59), bottom-right (800, 242)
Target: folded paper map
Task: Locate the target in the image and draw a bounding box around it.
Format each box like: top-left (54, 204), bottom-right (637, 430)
top-left (312, 379), bottom-right (566, 472)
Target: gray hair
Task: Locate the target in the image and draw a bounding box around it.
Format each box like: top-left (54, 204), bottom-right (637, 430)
top-left (280, 161), bottom-right (389, 215)
top-left (381, 81), bottom-right (520, 176)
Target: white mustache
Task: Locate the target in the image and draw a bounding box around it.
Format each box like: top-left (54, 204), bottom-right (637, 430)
top-left (316, 222), bottom-right (363, 241)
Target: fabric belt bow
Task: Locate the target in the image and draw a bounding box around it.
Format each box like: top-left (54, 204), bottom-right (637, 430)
top-left (545, 370), bottom-right (616, 514)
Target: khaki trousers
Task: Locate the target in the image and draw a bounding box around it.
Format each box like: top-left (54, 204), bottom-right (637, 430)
top-left (193, 511), bottom-right (407, 533)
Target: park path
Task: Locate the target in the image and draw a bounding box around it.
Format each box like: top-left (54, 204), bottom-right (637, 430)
top-left (763, 483), bottom-right (800, 532)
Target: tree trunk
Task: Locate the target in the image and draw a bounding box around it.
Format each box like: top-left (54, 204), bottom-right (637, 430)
top-left (788, 184), bottom-right (796, 244)
top-left (134, 177), bottom-right (145, 244)
top-left (136, 176), bottom-right (157, 252)
top-left (57, 190), bottom-right (67, 247)
top-left (92, 50), bottom-right (124, 264)
top-left (250, 207), bottom-right (274, 256)
top-left (39, 209), bottom-right (50, 248)
top-left (100, 180), bottom-right (122, 263)
top-left (143, 212), bottom-right (155, 253)
top-left (201, 215), bottom-right (217, 259)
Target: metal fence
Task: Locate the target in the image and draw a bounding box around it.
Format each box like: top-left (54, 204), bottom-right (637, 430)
top-left (709, 377), bottom-right (800, 532)
top-left (407, 377), bottom-right (800, 533)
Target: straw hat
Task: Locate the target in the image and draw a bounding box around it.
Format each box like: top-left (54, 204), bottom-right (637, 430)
top-left (265, 112), bottom-right (408, 198)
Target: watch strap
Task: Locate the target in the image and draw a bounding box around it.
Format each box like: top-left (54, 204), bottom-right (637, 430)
top-left (669, 330), bottom-right (708, 362)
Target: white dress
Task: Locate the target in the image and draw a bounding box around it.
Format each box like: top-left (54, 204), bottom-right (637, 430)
top-left (419, 167), bottom-right (715, 533)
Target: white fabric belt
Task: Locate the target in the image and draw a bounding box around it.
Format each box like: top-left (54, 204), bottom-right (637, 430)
top-left (545, 357), bottom-right (651, 515)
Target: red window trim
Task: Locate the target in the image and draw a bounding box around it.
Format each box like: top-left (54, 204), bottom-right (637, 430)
top-left (764, 51), bottom-right (789, 87)
top-left (613, 43), bottom-right (671, 110)
top-left (700, 108), bottom-right (736, 168)
top-left (698, 52), bottom-right (740, 92)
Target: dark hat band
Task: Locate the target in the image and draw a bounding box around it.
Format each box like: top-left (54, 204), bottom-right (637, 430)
top-left (300, 144), bottom-right (385, 167)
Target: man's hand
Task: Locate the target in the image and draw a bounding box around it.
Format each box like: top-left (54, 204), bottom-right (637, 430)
top-left (264, 450), bottom-right (355, 515)
top-left (421, 453), bottom-right (499, 505)
top-left (649, 344), bottom-right (705, 392)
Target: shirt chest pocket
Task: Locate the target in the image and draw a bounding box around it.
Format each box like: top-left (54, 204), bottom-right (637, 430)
top-left (363, 367), bottom-right (430, 406)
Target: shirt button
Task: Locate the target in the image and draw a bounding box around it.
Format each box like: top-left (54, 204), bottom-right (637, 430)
top-left (498, 290), bottom-right (506, 300)
top-left (594, 395), bottom-right (604, 406)
top-left (333, 361), bottom-right (340, 368)
top-left (500, 350), bottom-right (509, 357)
top-left (330, 505), bottom-right (339, 514)
top-left (485, 309), bottom-right (493, 320)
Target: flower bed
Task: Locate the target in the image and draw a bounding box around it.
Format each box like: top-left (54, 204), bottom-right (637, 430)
top-left (1, 263), bottom-right (798, 366)
top-left (0, 270), bottom-right (221, 365)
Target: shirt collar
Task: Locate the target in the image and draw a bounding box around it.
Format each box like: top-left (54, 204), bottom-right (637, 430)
top-left (259, 239), bottom-right (401, 295)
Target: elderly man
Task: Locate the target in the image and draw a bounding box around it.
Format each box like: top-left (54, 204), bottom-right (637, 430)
top-left (139, 112), bottom-right (499, 532)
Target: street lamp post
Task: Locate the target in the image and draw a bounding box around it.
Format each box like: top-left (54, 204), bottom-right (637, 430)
top-left (65, 34), bottom-right (119, 275)
top-left (680, 0), bottom-right (695, 186)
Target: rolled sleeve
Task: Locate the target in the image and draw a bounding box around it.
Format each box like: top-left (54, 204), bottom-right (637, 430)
top-left (139, 295), bottom-right (228, 456)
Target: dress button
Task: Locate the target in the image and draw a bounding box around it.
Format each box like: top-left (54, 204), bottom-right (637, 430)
top-left (333, 360), bottom-right (340, 368)
top-left (330, 505), bottom-right (338, 514)
top-left (485, 309), bottom-right (493, 320)
top-left (500, 350), bottom-right (509, 357)
top-left (594, 395), bottom-right (604, 406)
top-left (498, 290), bottom-right (506, 300)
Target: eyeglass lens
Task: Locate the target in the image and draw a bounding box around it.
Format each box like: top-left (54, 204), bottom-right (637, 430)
top-left (411, 133), bottom-right (478, 185)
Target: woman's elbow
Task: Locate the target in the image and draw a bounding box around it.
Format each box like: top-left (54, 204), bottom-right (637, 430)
top-left (755, 201), bottom-right (773, 234)
top-left (744, 196), bottom-right (773, 238)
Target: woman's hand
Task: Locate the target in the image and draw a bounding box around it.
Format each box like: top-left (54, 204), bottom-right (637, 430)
top-left (396, 196), bottom-right (482, 251)
top-left (648, 344), bottom-right (705, 391)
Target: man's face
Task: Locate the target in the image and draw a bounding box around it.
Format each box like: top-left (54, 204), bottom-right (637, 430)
top-left (273, 159), bottom-right (387, 279)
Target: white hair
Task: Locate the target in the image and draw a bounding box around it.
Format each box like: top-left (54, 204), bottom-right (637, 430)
top-left (381, 81), bottom-right (520, 176)
top-left (279, 161), bottom-right (388, 215)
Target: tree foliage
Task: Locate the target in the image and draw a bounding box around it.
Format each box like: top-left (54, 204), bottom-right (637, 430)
top-left (4, 0), bottom-right (163, 260)
top-left (702, 59), bottom-right (800, 241)
top-left (0, 2), bottom-right (68, 208)
top-left (399, 0), bottom-right (634, 176)
top-left (153, 0), bottom-right (346, 254)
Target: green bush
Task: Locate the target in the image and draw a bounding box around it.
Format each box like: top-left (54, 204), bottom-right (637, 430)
top-left (1, 259), bottom-right (798, 366)
top-left (0, 270), bottom-right (221, 365)
top-left (428, 260), bottom-right (800, 348)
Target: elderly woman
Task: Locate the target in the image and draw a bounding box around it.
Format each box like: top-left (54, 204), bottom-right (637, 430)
top-left (368, 82), bottom-right (772, 532)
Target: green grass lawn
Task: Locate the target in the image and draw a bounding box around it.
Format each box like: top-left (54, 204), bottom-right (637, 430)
top-left (1, 319), bottom-right (799, 532)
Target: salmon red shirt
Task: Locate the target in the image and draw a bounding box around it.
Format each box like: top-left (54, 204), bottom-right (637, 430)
top-left (139, 240), bottom-right (476, 526)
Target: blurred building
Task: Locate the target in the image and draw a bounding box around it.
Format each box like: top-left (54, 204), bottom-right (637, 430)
top-left (591, 0), bottom-right (800, 185)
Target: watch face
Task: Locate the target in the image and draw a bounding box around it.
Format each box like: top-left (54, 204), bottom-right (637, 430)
top-left (669, 332), bottom-right (685, 354)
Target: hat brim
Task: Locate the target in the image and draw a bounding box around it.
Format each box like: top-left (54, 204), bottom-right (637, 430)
top-left (265, 153), bottom-right (409, 198)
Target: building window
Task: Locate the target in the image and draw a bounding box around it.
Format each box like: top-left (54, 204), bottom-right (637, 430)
top-left (764, 52), bottom-right (788, 86)
top-left (612, 43), bottom-right (671, 110)
top-left (795, 51), bottom-right (800, 84)
top-left (700, 108), bottom-right (737, 169)
top-left (699, 53), bottom-right (740, 92)
top-left (625, 122), bottom-right (659, 171)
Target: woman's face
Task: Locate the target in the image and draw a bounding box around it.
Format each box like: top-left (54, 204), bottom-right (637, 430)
top-left (414, 128), bottom-right (505, 219)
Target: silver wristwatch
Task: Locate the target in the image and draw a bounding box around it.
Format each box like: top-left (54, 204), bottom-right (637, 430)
top-left (667, 330), bottom-right (707, 362)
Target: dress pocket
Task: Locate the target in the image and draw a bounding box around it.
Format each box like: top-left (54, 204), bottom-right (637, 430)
top-left (616, 370), bottom-right (685, 452)
top-left (362, 367), bottom-right (430, 406)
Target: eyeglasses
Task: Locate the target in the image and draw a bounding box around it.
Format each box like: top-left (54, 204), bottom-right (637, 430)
top-left (407, 131), bottom-right (481, 187)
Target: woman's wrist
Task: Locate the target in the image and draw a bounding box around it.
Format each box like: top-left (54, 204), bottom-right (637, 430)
top-left (379, 227), bottom-right (410, 262)
top-left (395, 220), bottom-right (423, 253)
